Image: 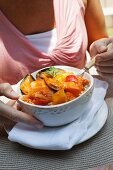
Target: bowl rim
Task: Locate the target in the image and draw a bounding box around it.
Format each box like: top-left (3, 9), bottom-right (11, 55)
top-left (18, 65), bottom-right (94, 108)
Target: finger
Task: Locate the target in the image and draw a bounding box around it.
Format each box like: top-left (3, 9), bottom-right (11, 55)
top-left (105, 37), bottom-right (113, 46)
top-left (107, 42), bottom-right (113, 51)
top-left (7, 99), bottom-right (17, 106)
top-left (94, 44), bottom-right (107, 53)
top-left (97, 70), bottom-right (113, 79)
top-left (96, 59), bottom-right (113, 67)
top-left (7, 99), bottom-right (22, 110)
top-left (97, 37), bottom-right (113, 47)
top-left (0, 115), bottom-right (14, 126)
top-left (95, 42), bottom-right (113, 62)
top-left (95, 50), bottom-right (113, 62)
top-left (0, 83), bottom-right (19, 99)
top-left (0, 101), bottom-right (43, 128)
top-left (96, 65), bottom-right (113, 74)
top-left (90, 38), bottom-right (113, 58)
top-left (7, 100), bottom-right (22, 110)
top-left (90, 42), bottom-right (107, 58)
top-left (90, 38), bottom-right (109, 56)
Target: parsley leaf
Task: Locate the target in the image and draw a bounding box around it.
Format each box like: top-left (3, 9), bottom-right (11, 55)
top-left (46, 66), bottom-right (61, 77)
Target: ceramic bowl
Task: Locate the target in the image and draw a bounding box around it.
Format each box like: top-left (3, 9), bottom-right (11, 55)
top-left (17, 66), bottom-right (94, 126)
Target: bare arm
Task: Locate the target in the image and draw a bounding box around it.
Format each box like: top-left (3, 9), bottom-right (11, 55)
top-left (84, 0), bottom-right (108, 49)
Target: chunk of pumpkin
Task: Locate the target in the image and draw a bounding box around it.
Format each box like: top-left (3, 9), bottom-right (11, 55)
top-left (52, 89), bottom-right (67, 105)
top-left (20, 74), bottom-right (35, 95)
top-left (28, 78), bottom-right (53, 103)
top-left (64, 82), bottom-right (82, 97)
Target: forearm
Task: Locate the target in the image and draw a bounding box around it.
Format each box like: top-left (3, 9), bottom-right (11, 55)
top-left (85, 0), bottom-right (108, 50)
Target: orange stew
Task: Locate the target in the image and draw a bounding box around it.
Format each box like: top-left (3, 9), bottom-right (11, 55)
top-left (20, 67), bottom-right (90, 105)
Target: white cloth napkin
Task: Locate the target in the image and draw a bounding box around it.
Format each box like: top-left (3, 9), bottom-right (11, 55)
top-left (8, 79), bottom-right (108, 150)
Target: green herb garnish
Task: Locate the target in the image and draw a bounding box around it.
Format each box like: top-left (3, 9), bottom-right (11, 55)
top-left (46, 66), bottom-right (61, 77)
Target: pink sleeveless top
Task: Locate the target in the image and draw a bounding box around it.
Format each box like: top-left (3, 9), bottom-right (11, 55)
top-left (0, 0), bottom-right (88, 84)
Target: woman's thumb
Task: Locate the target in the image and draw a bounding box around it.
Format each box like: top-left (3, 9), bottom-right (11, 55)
top-left (98, 45), bottom-right (107, 53)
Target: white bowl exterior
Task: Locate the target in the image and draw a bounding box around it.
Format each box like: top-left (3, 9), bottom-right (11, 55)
top-left (17, 66), bottom-right (94, 126)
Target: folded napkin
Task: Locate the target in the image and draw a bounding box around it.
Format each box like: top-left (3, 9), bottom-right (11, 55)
top-left (8, 79), bottom-right (108, 150)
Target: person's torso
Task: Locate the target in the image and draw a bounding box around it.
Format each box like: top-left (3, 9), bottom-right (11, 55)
top-left (0, 0), bottom-right (87, 35)
top-left (0, 0), bottom-right (55, 35)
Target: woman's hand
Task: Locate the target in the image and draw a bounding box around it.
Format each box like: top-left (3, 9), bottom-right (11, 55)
top-left (0, 83), bottom-right (43, 128)
top-left (90, 37), bottom-right (113, 77)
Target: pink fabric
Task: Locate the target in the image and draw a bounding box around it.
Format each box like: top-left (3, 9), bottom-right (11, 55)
top-left (0, 0), bottom-right (88, 84)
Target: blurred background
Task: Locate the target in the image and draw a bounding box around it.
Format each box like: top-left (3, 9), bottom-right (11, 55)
top-left (101, 0), bottom-right (113, 36)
